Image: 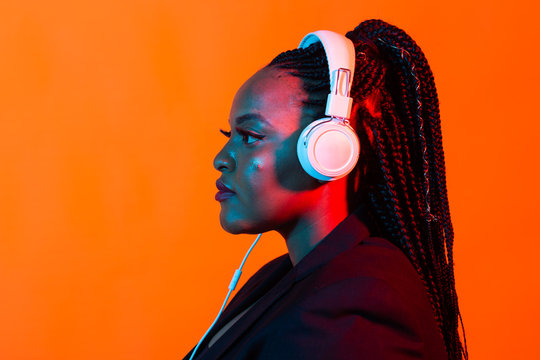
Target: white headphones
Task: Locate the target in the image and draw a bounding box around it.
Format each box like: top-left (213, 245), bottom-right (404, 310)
top-left (296, 30), bottom-right (360, 181)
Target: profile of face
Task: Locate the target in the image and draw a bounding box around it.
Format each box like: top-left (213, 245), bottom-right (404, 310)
top-left (213, 67), bottom-right (326, 235)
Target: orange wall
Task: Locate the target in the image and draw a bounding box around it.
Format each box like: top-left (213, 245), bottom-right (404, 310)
top-left (0, 0), bottom-right (538, 358)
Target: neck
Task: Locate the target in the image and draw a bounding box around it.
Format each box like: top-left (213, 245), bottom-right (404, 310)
top-left (276, 182), bottom-right (349, 266)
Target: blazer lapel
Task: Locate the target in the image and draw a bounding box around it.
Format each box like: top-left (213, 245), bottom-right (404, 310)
top-left (189, 204), bottom-right (373, 359)
top-left (220, 254), bottom-right (291, 323)
top-left (191, 255), bottom-right (294, 359)
top-left (203, 269), bottom-right (296, 359)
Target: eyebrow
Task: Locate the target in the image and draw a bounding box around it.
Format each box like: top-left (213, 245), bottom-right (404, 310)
top-left (234, 113), bottom-right (272, 128)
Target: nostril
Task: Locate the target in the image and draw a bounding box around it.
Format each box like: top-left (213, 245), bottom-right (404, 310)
top-left (214, 158), bottom-right (233, 173)
top-left (213, 147), bottom-right (235, 172)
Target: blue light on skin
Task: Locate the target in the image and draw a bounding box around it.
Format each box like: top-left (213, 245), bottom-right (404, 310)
top-left (213, 66), bottom-right (352, 266)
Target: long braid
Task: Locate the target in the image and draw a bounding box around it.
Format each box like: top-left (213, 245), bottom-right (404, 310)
top-left (375, 36), bottom-right (447, 331)
top-left (268, 19), bottom-right (467, 360)
top-left (354, 20), bottom-right (467, 359)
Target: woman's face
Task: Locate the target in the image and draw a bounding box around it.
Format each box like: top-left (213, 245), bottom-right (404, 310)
top-left (213, 67), bottom-right (323, 235)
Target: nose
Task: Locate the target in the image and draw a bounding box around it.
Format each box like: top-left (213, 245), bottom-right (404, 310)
top-left (213, 142), bottom-right (236, 173)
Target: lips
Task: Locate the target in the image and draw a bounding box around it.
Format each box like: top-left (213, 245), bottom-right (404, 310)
top-left (215, 179), bottom-right (236, 202)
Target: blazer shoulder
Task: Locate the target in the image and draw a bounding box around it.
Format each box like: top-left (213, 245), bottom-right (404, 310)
top-left (315, 236), bottom-right (417, 282)
top-left (287, 237), bottom-right (447, 359)
top-left (306, 235), bottom-right (442, 338)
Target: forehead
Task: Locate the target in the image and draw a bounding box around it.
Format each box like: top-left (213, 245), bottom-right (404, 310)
top-left (229, 67), bottom-right (308, 133)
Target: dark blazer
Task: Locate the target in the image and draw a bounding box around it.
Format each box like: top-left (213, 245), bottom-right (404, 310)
top-left (184, 207), bottom-right (447, 359)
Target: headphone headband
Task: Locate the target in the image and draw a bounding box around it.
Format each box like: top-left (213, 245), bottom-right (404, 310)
top-left (299, 30), bottom-right (356, 119)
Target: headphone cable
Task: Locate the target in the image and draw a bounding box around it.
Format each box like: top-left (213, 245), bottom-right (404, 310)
top-left (187, 233), bottom-right (263, 360)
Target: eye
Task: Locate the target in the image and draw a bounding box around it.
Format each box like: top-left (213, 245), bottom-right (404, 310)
top-left (219, 128), bottom-right (265, 145)
top-left (220, 129), bottom-right (231, 138)
top-left (236, 128), bottom-right (265, 145)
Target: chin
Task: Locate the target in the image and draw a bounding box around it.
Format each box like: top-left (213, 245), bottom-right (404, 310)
top-left (219, 215), bottom-right (245, 234)
top-left (219, 214), bottom-right (266, 235)
top-left (221, 223), bottom-right (244, 235)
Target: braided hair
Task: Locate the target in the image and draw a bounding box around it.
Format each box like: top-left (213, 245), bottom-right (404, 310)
top-left (266, 19), bottom-right (467, 360)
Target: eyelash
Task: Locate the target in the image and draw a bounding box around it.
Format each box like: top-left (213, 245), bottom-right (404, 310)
top-left (220, 128), bottom-right (265, 145)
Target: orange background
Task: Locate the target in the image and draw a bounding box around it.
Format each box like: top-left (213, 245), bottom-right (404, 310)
top-left (0, 0), bottom-right (538, 359)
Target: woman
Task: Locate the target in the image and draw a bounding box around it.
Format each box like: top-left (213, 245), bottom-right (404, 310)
top-left (184, 19), bottom-right (467, 360)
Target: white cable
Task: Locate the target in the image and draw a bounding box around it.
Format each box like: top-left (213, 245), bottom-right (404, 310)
top-left (188, 233), bottom-right (262, 360)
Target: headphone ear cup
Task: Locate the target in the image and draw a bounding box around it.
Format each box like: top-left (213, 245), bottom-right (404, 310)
top-left (297, 118), bottom-right (360, 181)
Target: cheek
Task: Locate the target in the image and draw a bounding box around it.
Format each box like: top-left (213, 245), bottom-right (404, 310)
top-left (232, 154), bottom-right (270, 203)
top-left (274, 132), bottom-right (318, 191)
top-left (239, 153), bottom-right (287, 210)
top-left (243, 157), bottom-right (271, 193)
